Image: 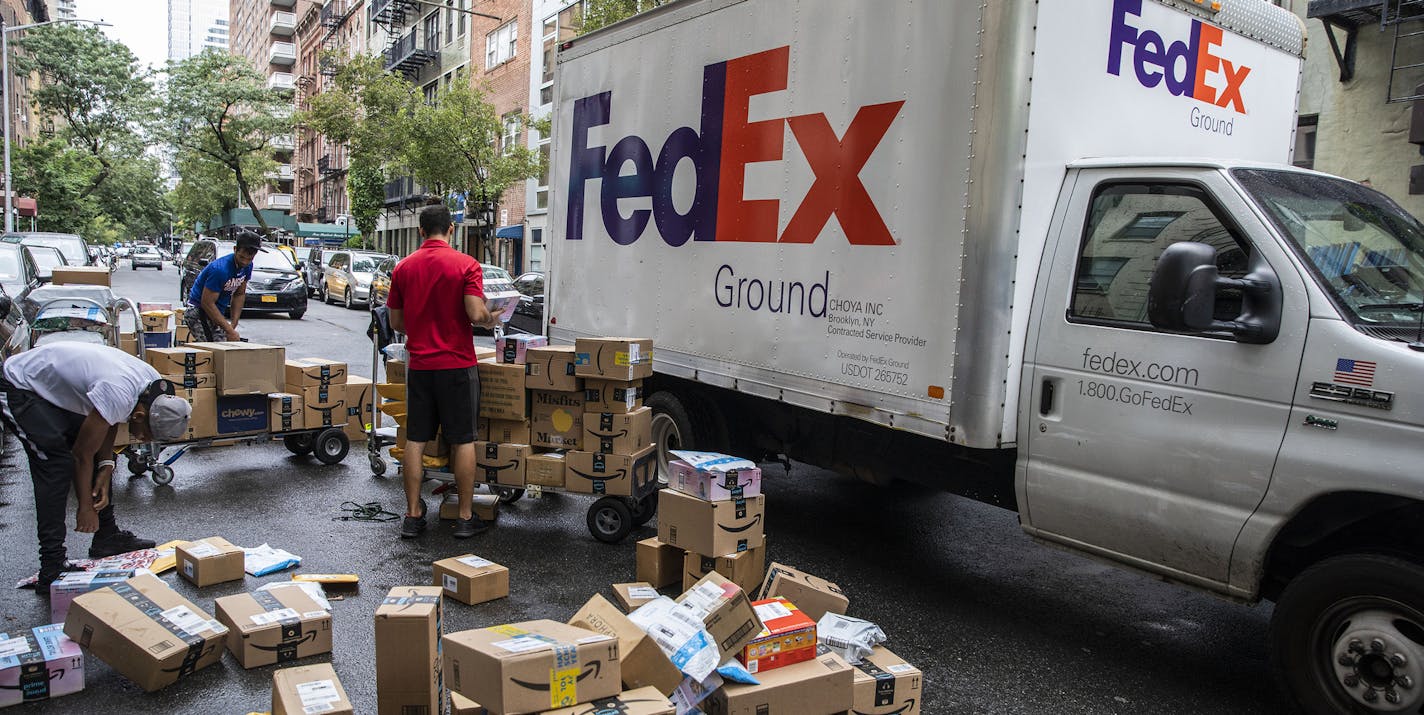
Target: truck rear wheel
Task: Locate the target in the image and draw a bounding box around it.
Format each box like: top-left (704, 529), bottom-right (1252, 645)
top-left (1270, 553), bottom-right (1424, 714)
top-left (647, 390), bottom-right (726, 480)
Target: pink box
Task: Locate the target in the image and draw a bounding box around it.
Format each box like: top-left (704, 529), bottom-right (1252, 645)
top-left (669, 460), bottom-right (763, 502)
top-left (496, 334), bottom-right (549, 364)
top-left (49, 569), bottom-right (140, 624)
top-left (0, 624), bottom-right (84, 707)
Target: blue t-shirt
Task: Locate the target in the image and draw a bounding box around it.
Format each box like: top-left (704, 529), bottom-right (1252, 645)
top-left (187, 253), bottom-right (252, 313)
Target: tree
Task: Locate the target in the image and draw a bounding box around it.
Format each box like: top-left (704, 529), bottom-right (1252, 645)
top-left (581, 0), bottom-right (664, 33)
top-left (165, 52), bottom-right (292, 234)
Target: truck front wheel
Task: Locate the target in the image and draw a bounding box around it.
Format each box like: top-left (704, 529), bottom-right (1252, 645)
top-left (1270, 553), bottom-right (1424, 714)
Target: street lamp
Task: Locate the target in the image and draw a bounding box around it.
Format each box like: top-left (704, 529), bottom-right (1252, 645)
top-left (2, 17), bottom-right (111, 233)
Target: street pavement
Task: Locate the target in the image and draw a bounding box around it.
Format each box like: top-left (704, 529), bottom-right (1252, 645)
top-left (0, 260), bottom-right (1295, 713)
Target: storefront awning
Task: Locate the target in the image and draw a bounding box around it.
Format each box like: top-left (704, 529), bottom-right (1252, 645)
top-left (296, 222), bottom-right (355, 240)
top-left (495, 224), bottom-right (523, 239)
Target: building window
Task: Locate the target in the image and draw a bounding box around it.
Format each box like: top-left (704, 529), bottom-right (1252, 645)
top-left (536, 142), bottom-right (550, 209)
top-left (541, 5), bottom-right (581, 106)
top-left (1294, 114), bottom-right (1317, 171)
top-left (503, 112), bottom-right (521, 154)
top-left (424, 81), bottom-right (439, 106)
top-left (424, 11), bottom-right (441, 51)
top-left (457, 0), bottom-right (467, 37)
top-left (487, 20), bottom-right (517, 68)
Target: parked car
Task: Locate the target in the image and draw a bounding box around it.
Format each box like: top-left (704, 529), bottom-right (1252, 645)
top-left (0, 242), bottom-right (41, 305)
top-left (302, 247), bottom-right (324, 297)
top-left (1, 232), bottom-right (91, 267)
top-left (320, 249), bottom-right (392, 309)
top-left (26, 245), bottom-right (67, 284)
top-left (130, 244), bottom-right (165, 270)
top-left (179, 238), bottom-right (308, 320)
top-left (509, 271), bottom-right (545, 334)
top-left (369, 256), bottom-right (396, 307)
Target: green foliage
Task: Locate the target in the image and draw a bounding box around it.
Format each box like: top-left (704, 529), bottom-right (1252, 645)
top-left (404, 81), bottom-right (543, 201)
top-left (581, 0), bottom-right (663, 33)
top-left (347, 156), bottom-right (384, 241)
top-left (342, 233), bottom-right (369, 249)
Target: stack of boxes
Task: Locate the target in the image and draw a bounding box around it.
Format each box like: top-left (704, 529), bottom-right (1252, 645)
top-left (567, 338), bottom-right (656, 497)
top-left (654, 454), bottom-right (767, 594)
top-left (279, 356), bottom-right (372, 441)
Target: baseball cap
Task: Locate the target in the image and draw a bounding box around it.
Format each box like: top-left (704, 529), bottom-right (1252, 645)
top-left (234, 230), bottom-right (268, 253)
top-left (148, 395), bottom-right (192, 442)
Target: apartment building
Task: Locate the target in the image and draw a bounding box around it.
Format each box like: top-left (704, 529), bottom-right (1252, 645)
top-left (525, 0), bottom-right (579, 274)
top-left (169, 0), bottom-right (230, 61)
top-left (230, 0), bottom-right (306, 217)
top-left (294, 0), bottom-right (364, 234)
top-left (1, 0), bottom-right (47, 221)
top-left (43, 0), bottom-right (70, 20)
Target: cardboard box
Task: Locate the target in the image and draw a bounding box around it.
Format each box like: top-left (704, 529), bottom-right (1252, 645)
top-left (675, 572), bottom-right (763, 662)
top-left (475, 346), bottom-right (497, 363)
top-left (343, 375), bottom-right (374, 442)
top-left (186, 342), bottom-right (284, 396)
top-left (570, 595), bottom-right (682, 695)
top-left (683, 544), bottom-right (767, 594)
top-left (440, 493), bottom-right (499, 522)
top-left (531, 389), bottom-right (584, 449)
top-left (385, 359), bottom-right (406, 384)
top-left (525, 345), bottom-right (582, 391)
top-left (140, 311), bottom-right (172, 333)
top-left (574, 337), bottom-right (654, 380)
top-left (583, 407), bottom-right (653, 455)
top-left (611, 582), bottom-right (661, 614)
top-left (269, 392), bottom-right (304, 432)
top-left (477, 362), bottom-right (527, 420)
top-left (174, 324), bottom-right (190, 344)
top-left (475, 442), bottom-right (529, 487)
top-left (851, 647), bottom-right (922, 715)
top-left (62, 573), bottom-right (227, 692)
top-left (52, 266), bottom-right (110, 287)
top-left (739, 598), bottom-right (817, 674)
top-left (284, 357), bottom-right (348, 388)
top-left (525, 451), bottom-right (566, 488)
top-left (299, 383), bottom-right (344, 428)
top-left (636, 538), bottom-right (683, 590)
top-left (442, 619), bottom-right (621, 714)
top-left (449, 691), bottom-right (488, 715)
top-left (375, 586), bottom-right (443, 715)
top-left (496, 334), bottom-right (548, 364)
top-left (214, 587), bottom-right (332, 668)
top-left (175, 537), bottom-right (245, 587)
top-left (272, 663), bottom-right (353, 715)
top-left (216, 394), bottom-right (269, 436)
top-left (141, 332), bottom-right (172, 350)
top-left (0, 624), bottom-right (84, 707)
top-left (49, 569), bottom-right (140, 624)
top-left (565, 445), bottom-right (657, 497)
top-left (669, 460), bottom-right (763, 502)
top-left (162, 372), bottom-right (216, 390)
top-left (376, 383), bottom-right (405, 401)
top-left (703, 650), bottom-right (853, 715)
top-left (583, 379), bottom-right (643, 414)
top-left (177, 387), bottom-right (218, 440)
top-left (543, 686), bottom-right (674, 715)
top-left (759, 564), bottom-right (849, 622)
top-left (658, 491), bottom-right (766, 557)
top-left (144, 346), bottom-right (213, 376)
top-left (119, 332), bottom-right (137, 356)
top-left (486, 418), bottom-right (530, 444)
top-left (432, 555), bottom-right (509, 606)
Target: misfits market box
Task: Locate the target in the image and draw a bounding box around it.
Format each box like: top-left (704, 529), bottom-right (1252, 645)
top-left (525, 345), bottom-right (581, 391)
top-left (269, 392), bottom-right (304, 432)
top-left (497, 334), bottom-right (548, 364)
top-left (175, 537), bottom-right (245, 587)
top-left (658, 491), bottom-right (766, 557)
top-left (531, 389), bottom-right (584, 449)
top-left (144, 346), bottom-right (213, 376)
top-left (703, 649), bottom-right (853, 714)
top-left (62, 573), bottom-right (227, 692)
top-left (186, 341), bottom-right (284, 396)
top-left (375, 586), bottom-right (443, 715)
top-left (283, 357), bottom-right (348, 389)
top-left (569, 595), bottom-right (681, 695)
top-left (574, 338), bottom-right (654, 380)
top-left (682, 544), bottom-right (766, 594)
top-left (759, 563), bottom-right (848, 622)
top-left (543, 687), bottom-right (675, 715)
top-left (738, 598), bottom-right (817, 674)
top-left (675, 572), bottom-right (762, 662)
top-left (432, 555), bottom-right (509, 606)
top-left (214, 587), bottom-right (332, 668)
top-left (477, 362), bottom-right (528, 420)
top-left (474, 442), bottom-right (530, 487)
top-left (635, 538), bottom-right (683, 590)
top-left (565, 446), bottom-right (657, 497)
top-left (851, 647), bottom-right (923, 715)
top-left (272, 663), bottom-right (353, 715)
top-left (443, 619), bottom-right (621, 714)
top-left (583, 407), bottom-right (652, 455)
top-left (0, 624), bottom-right (84, 708)
top-left (583, 378), bottom-right (643, 414)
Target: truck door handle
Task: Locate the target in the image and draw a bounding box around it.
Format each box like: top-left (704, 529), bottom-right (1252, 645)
top-left (1040, 379), bottom-right (1055, 415)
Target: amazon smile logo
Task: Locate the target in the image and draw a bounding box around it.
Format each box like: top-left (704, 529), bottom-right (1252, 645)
top-left (569, 468), bottom-right (627, 481)
top-left (852, 699), bottom-right (917, 715)
top-left (510, 660), bottom-right (602, 691)
top-left (719, 514), bottom-right (762, 533)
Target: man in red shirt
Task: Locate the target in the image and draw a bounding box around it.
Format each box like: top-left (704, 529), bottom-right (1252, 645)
top-left (387, 204), bottom-right (503, 539)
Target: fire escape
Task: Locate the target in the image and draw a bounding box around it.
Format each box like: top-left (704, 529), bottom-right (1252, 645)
top-left (1310, 0), bottom-right (1424, 102)
top-left (372, 0), bottom-right (439, 80)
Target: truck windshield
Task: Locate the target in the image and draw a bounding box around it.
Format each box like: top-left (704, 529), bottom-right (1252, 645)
top-left (1235, 168), bottom-right (1424, 327)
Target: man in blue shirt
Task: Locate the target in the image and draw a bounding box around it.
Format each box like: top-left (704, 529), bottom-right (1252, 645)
top-left (185, 230), bottom-right (263, 342)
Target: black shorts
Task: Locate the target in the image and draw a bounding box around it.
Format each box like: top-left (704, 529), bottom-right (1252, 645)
top-left (405, 366), bottom-right (479, 444)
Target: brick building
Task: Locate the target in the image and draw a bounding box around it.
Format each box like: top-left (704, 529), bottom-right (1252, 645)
top-left (466, 0), bottom-right (533, 274)
top-left (229, 0), bottom-right (306, 218)
top-left (294, 0), bottom-right (364, 234)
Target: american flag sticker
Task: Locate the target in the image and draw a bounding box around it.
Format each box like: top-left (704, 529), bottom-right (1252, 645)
top-left (1334, 359), bottom-right (1377, 387)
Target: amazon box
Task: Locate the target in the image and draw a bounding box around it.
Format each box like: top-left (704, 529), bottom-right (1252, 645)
top-left (475, 442), bottom-right (529, 487)
top-left (477, 362), bottom-right (527, 420)
top-left (119, 332), bottom-right (137, 356)
top-left (524, 345), bottom-right (582, 391)
top-left (658, 491), bottom-right (766, 557)
top-left (487, 418), bottom-right (530, 444)
top-left (543, 686), bottom-right (674, 715)
top-left (449, 691), bottom-right (488, 714)
top-left (301, 384), bottom-right (345, 429)
top-left (496, 334), bottom-right (548, 364)
top-left (175, 537), bottom-right (245, 587)
top-left (375, 586), bottom-right (443, 715)
top-left (526, 451), bottom-right (566, 488)
top-left (676, 572), bottom-right (763, 662)
top-left (144, 346), bottom-right (213, 376)
top-left (611, 583), bottom-right (660, 614)
top-left (162, 372), bottom-right (216, 390)
top-left (216, 394), bottom-right (268, 436)
top-left (759, 564), bottom-right (848, 622)
top-left (703, 649), bottom-right (853, 715)
top-left (62, 573), bottom-right (227, 692)
top-left (570, 595), bottom-right (682, 695)
top-left (187, 341), bottom-right (284, 396)
top-left (669, 460), bottom-right (762, 502)
top-left (531, 389), bottom-right (584, 449)
top-left (174, 324), bottom-right (190, 344)
top-left (583, 379), bottom-right (643, 414)
top-left (272, 663), bottom-right (353, 715)
top-left (442, 619), bottom-right (621, 714)
top-left (284, 357), bottom-right (348, 389)
top-left (343, 376), bottom-right (374, 441)
top-left (851, 647), bottom-right (922, 715)
top-left (0, 624), bottom-right (84, 708)
top-left (682, 544), bottom-right (766, 594)
top-left (214, 587), bottom-right (332, 669)
top-left (738, 598), bottom-right (817, 674)
top-left (177, 387), bottom-right (217, 440)
top-left (635, 538), bottom-right (683, 590)
top-left (565, 445), bottom-right (657, 497)
top-left (385, 359), bottom-right (406, 383)
top-left (432, 555), bottom-right (509, 606)
top-left (583, 407), bottom-right (652, 455)
top-left (440, 492), bottom-right (499, 522)
top-left (269, 392), bottom-right (304, 432)
top-left (574, 337), bottom-right (653, 380)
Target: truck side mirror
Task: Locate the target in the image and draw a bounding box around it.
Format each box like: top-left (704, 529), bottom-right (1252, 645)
top-left (1148, 241), bottom-right (1282, 344)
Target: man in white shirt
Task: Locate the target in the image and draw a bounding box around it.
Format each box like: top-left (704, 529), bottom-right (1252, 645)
top-left (0, 342), bottom-right (192, 590)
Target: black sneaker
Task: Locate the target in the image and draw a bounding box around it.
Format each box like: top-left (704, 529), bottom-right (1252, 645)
top-left (88, 530), bottom-right (156, 558)
top-left (452, 516), bottom-right (491, 539)
top-left (35, 562), bottom-right (78, 593)
top-left (400, 501), bottom-right (428, 539)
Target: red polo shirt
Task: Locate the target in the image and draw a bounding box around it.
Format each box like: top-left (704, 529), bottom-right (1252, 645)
top-left (386, 238), bottom-right (485, 370)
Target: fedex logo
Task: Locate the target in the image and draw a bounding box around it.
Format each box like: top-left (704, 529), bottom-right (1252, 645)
top-left (1107, 0), bottom-right (1250, 114)
top-left (566, 46), bottom-right (904, 246)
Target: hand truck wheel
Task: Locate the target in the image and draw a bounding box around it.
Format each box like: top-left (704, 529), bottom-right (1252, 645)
top-left (587, 496), bottom-right (634, 544)
top-left (313, 428), bottom-right (350, 465)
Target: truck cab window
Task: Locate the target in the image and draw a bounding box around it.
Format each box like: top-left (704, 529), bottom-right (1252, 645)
top-left (1071, 183), bottom-right (1250, 326)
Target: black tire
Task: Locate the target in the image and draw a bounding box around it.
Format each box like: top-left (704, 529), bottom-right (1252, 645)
top-left (126, 452), bottom-right (148, 476)
top-left (321, 285), bottom-right (332, 304)
top-left (313, 428), bottom-right (349, 465)
top-left (344, 289), bottom-right (353, 310)
top-left (646, 390), bottom-right (726, 481)
top-left (289, 309), bottom-right (305, 320)
top-left (1270, 553), bottom-right (1424, 715)
top-left (130, 264), bottom-right (136, 271)
top-left (150, 464), bottom-right (174, 486)
top-left (157, 264), bottom-right (163, 271)
top-left (497, 487), bottom-right (525, 504)
top-left (283, 432), bottom-right (315, 456)
top-left (630, 491), bottom-right (658, 527)
top-left (587, 496), bottom-right (634, 544)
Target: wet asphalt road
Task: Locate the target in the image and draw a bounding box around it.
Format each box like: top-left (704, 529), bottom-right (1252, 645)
top-left (0, 262), bottom-right (1296, 714)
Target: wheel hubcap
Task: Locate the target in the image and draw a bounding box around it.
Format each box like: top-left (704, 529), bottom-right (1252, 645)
top-left (1330, 609), bottom-right (1424, 711)
top-left (597, 510), bottom-right (622, 533)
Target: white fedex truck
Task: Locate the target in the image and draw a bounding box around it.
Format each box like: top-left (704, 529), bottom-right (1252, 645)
top-left (547, 0), bottom-right (1424, 710)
